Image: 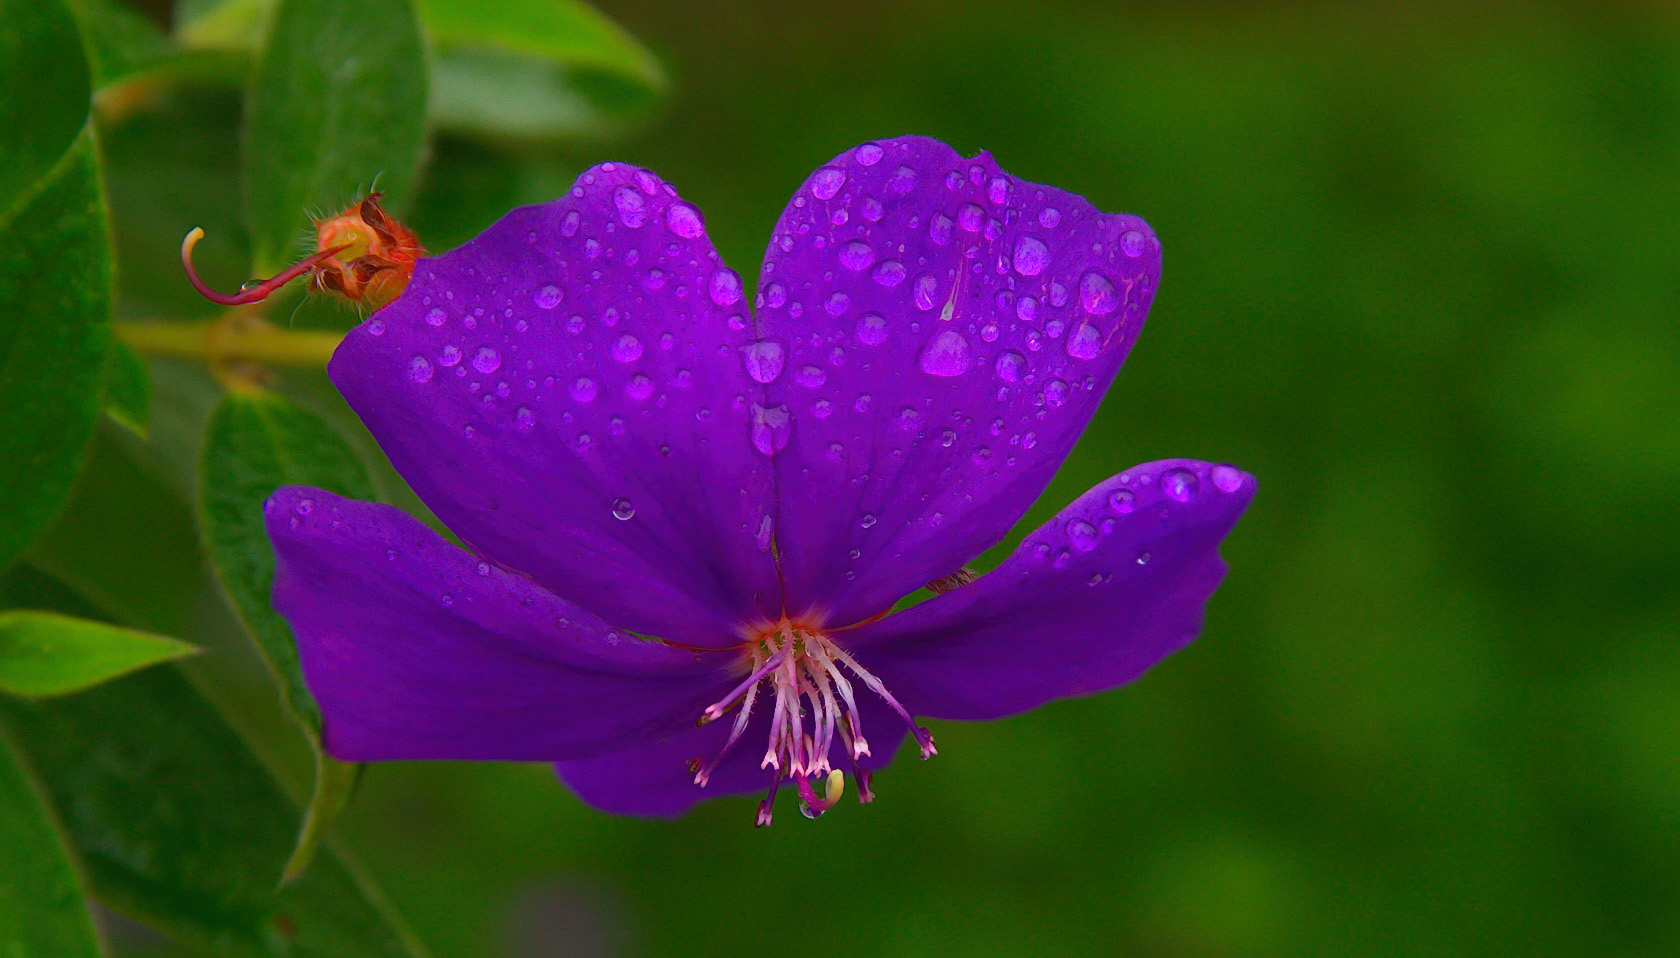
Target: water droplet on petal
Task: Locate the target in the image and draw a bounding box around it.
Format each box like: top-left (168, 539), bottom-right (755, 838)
top-left (839, 241), bottom-right (875, 271)
top-left (534, 284), bottom-right (563, 309)
top-left (1212, 464), bottom-right (1244, 493)
top-left (811, 167), bottom-right (846, 199)
top-left (612, 498), bottom-right (636, 520)
top-left (856, 312), bottom-right (888, 345)
top-left (613, 186), bottom-right (646, 227)
top-left (1109, 488), bottom-right (1136, 514)
top-left (1067, 322), bottom-right (1103, 360)
top-left (425, 307), bottom-right (447, 326)
top-left (795, 365), bottom-right (827, 388)
top-left (515, 407), bottom-right (535, 431)
top-left (472, 346), bottom-right (502, 373)
top-left (742, 339), bottom-right (786, 383)
top-left (1080, 272), bottom-right (1118, 315)
top-left (871, 260), bottom-right (906, 287)
top-left (860, 513), bottom-right (877, 529)
top-left (1039, 207), bottom-right (1062, 229)
top-left (627, 374), bottom-right (655, 400)
top-left (987, 176), bottom-right (1010, 205)
top-left (1121, 229), bottom-right (1148, 258)
top-left (1161, 467), bottom-right (1200, 502)
top-left (710, 269), bottom-right (742, 306)
top-left (994, 349), bottom-right (1026, 382)
top-left (1067, 519), bottom-right (1098, 551)
top-left (408, 355), bottom-right (433, 383)
top-left (367, 318), bottom-right (385, 336)
top-left (856, 142), bottom-right (884, 166)
top-left (750, 403), bottom-right (792, 455)
top-left (1012, 236), bottom-right (1050, 276)
top-left (919, 329), bottom-right (973, 376)
top-left (913, 273), bottom-right (939, 311)
top-left (611, 334), bottom-right (643, 363)
top-left (666, 201), bottom-right (704, 238)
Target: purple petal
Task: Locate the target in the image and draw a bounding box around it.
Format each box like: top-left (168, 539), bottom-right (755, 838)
top-left (266, 487), bottom-right (736, 761)
top-left (754, 136), bottom-right (1163, 627)
top-left (842, 460), bottom-right (1254, 721)
top-left (332, 164), bottom-right (776, 646)
top-left (556, 695), bottom-right (907, 818)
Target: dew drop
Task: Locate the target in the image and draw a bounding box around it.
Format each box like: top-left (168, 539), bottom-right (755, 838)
top-left (987, 176), bottom-right (1010, 205)
top-left (627, 374), bottom-right (655, 400)
top-left (561, 210), bottom-right (580, 237)
top-left (795, 365), bottom-right (827, 388)
top-left (1080, 272), bottom-right (1118, 315)
top-left (611, 334), bottom-right (643, 363)
top-left (710, 269), bottom-right (742, 306)
top-left (534, 284), bottom-right (563, 309)
top-left (408, 355), bottom-right (433, 383)
top-left (750, 403), bottom-right (792, 455)
top-left (824, 291), bottom-right (851, 317)
top-left (613, 186), bottom-right (646, 227)
top-left (1038, 207), bottom-right (1062, 229)
top-left (929, 214), bottom-right (954, 246)
top-left (1120, 229), bottom-right (1148, 258)
top-left (912, 273), bottom-right (940, 311)
top-left (367, 318), bottom-right (385, 336)
top-left (1212, 463), bottom-right (1244, 493)
top-left (1044, 378), bottom-right (1070, 407)
top-left (860, 514), bottom-right (877, 529)
top-left (666, 201), bottom-right (705, 238)
top-left (1012, 236), bottom-right (1051, 276)
top-left (515, 407), bottom-right (535, 431)
top-left (856, 312), bottom-right (888, 346)
top-left (919, 329), bottom-right (973, 377)
top-left (811, 167), bottom-right (846, 199)
top-left (871, 260), bottom-right (907, 287)
top-left (742, 339), bottom-right (786, 383)
top-left (1109, 489), bottom-right (1136, 514)
top-left (472, 346), bottom-right (502, 373)
top-left (612, 498), bottom-right (636, 520)
top-left (839, 240), bottom-right (876, 271)
top-left (1161, 467), bottom-right (1200, 502)
top-left (856, 142), bottom-right (884, 166)
top-left (439, 344), bottom-right (462, 367)
top-left (957, 203), bottom-right (984, 233)
top-left (994, 349), bottom-right (1027, 382)
top-left (1067, 322), bottom-right (1103, 360)
top-left (425, 307), bottom-right (447, 326)
top-left (1067, 519), bottom-right (1099, 552)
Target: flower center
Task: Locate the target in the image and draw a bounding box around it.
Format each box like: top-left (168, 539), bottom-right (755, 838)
top-left (691, 622), bottom-right (935, 826)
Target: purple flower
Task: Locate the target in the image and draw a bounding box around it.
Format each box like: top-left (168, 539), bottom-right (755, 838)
top-left (265, 136), bottom-right (1255, 823)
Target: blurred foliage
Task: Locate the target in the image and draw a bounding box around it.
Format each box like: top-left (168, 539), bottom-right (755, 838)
top-left (1, 0), bottom-right (1676, 955)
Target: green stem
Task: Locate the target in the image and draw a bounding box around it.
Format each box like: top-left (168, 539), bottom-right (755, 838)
top-left (114, 320), bottom-right (341, 367)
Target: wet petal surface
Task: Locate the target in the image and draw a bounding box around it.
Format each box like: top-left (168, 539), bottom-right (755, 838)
top-left (754, 136), bottom-right (1163, 627)
top-left (267, 487), bottom-right (734, 761)
top-left (332, 163), bottom-right (776, 645)
top-left (843, 460), bottom-right (1254, 720)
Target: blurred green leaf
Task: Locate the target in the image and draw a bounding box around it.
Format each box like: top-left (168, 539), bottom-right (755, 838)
top-left (0, 664), bottom-right (424, 956)
top-left (0, 729), bottom-right (102, 957)
top-left (105, 339), bottom-right (151, 437)
top-left (0, 131), bottom-right (114, 574)
top-left (431, 47), bottom-right (660, 143)
top-left (0, 0), bottom-right (90, 214)
top-left (67, 0), bottom-right (171, 88)
top-left (199, 390), bottom-right (377, 878)
top-left (0, 610), bottom-right (193, 698)
top-left (419, 0), bottom-right (663, 88)
top-left (243, 0), bottom-right (427, 274)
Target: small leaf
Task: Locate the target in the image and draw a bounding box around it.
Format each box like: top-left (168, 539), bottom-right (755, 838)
top-left (199, 390), bottom-right (376, 735)
top-left (0, 610), bottom-right (194, 698)
top-left (0, 731), bottom-right (102, 958)
top-left (0, 0), bottom-right (90, 214)
top-left (199, 391), bottom-right (376, 880)
top-left (104, 338), bottom-right (151, 437)
top-left (0, 130), bottom-right (114, 574)
top-left (243, 0), bottom-right (428, 274)
top-left (1, 664), bottom-right (425, 957)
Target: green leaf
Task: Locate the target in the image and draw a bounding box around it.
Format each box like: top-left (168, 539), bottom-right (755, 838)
top-left (65, 0), bottom-right (172, 89)
top-left (431, 47), bottom-right (660, 143)
top-left (0, 130), bottom-right (114, 574)
top-left (199, 390), bottom-right (376, 734)
top-left (0, 666), bottom-right (424, 956)
top-left (0, 0), bottom-right (90, 215)
top-left (0, 610), bottom-right (194, 698)
top-left (0, 730), bottom-right (102, 958)
top-left (243, 0), bottom-right (428, 275)
top-left (105, 339), bottom-right (151, 437)
top-left (418, 0), bottom-right (663, 89)
top-left (199, 390), bottom-right (377, 878)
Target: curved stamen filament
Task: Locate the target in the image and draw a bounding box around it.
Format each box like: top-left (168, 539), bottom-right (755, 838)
top-left (180, 227), bottom-right (348, 306)
top-left (692, 623), bottom-right (934, 825)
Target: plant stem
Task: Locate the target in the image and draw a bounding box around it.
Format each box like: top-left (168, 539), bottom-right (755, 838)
top-left (114, 320), bottom-right (341, 367)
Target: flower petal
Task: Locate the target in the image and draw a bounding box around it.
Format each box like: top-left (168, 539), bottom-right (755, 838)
top-left (267, 487), bottom-right (735, 762)
top-left (842, 460), bottom-right (1254, 721)
top-left (331, 164), bottom-right (776, 646)
top-left (754, 136), bottom-right (1163, 627)
top-left (556, 694), bottom-right (908, 818)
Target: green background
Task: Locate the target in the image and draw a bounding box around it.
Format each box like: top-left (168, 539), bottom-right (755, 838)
top-left (24, 0), bottom-right (1680, 954)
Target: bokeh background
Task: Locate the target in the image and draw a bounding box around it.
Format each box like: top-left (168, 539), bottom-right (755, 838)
top-left (41, 0), bottom-right (1679, 954)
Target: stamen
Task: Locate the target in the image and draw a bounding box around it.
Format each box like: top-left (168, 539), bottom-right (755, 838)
top-left (825, 642), bottom-right (938, 759)
top-left (695, 680), bottom-right (758, 787)
top-left (699, 646), bottom-right (784, 725)
top-left (180, 227), bottom-right (348, 306)
top-left (795, 770), bottom-right (845, 818)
